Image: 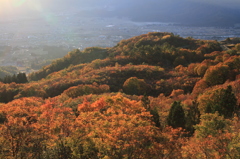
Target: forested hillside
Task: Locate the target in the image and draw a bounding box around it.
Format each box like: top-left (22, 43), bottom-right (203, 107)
top-left (0, 32), bottom-right (240, 158)
top-left (0, 66), bottom-right (18, 79)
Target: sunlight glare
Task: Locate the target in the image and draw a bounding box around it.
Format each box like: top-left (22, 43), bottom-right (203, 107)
top-left (13, 0), bottom-right (26, 7)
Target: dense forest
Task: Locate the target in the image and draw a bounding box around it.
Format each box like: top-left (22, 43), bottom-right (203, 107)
top-left (0, 32), bottom-right (240, 158)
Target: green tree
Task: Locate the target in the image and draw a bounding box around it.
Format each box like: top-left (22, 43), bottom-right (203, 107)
top-left (197, 85), bottom-right (237, 118)
top-left (218, 85), bottom-right (238, 118)
top-left (194, 112), bottom-right (231, 138)
top-left (141, 95), bottom-right (161, 128)
top-left (3, 75), bottom-right (12, 83)
top-left (226, 49), bottom-right (237, 55)
top-left (12, 74), bottom-right (18, 83)
top-left (185, 101), bottom-right (201, 135)
top-left (167, 101), bottom-right (186, 129)
top-left (17, 72), bottom-right (28, 83)
top-left (123, 77), bottom-right (149, 95)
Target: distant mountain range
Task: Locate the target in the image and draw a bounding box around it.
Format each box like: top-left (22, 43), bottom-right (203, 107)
top-left (65, 0), bottom-right (240, 27)
top-left (95, 0), bottom-right (240, 27)
top-left (117, 1), bottom-right (240, 27)
top-left (2, 0), bottom-right (240, 27)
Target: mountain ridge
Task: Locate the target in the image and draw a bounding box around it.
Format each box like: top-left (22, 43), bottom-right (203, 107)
top-left (0, 32), bottom-right (240, 158)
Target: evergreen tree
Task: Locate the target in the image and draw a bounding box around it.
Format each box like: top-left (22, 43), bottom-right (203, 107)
top-left (141, 95), bottom-right (161, 128)
top-left (12, 74), bottom-right (18, 83)
top-left (3, 75), bottom-right (12, 83)
top-left (149, 108), bottom-right (161, 128)
top-left (219, 85), bottom-right (237, 118)
top-left (185, 101), bottom-right (201, 135)
top-left (1, 73), bottom-right (28, 84)
top-left (167, 101), bottom-right (186, 129)
top-left (17, 72), bottom-right (28, 83)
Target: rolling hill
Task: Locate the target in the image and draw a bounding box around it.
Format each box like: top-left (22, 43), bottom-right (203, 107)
top-left (0, 32), bottom-right (240, 158)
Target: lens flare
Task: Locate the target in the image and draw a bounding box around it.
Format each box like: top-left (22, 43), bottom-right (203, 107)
top-left (13, 0), bottom-right (26, 7)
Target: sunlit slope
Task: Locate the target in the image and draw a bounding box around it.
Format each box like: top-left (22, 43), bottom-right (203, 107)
top-left (0, 32), bottom-right (240, 159)
top-left (10, 32), bottom-right (235, 101)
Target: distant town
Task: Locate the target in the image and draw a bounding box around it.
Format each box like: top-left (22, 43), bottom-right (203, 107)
top-left (0, 12), bottom-right (240, 73)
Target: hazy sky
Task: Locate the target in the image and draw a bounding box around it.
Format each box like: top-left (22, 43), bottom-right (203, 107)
top-left (0, 0), bottom-right (240, 19)
top-left (1, 0), bottom-right (240, 12)
top-left (189, 0), bottom-right (240, 8)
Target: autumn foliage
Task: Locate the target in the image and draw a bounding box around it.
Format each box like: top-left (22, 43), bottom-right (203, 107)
top-left (0, 32), bottom-right (240, 158)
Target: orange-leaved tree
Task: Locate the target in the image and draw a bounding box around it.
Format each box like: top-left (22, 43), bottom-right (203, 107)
top-left (0, 97), bottom-right (44, 158)
top-left (71, 94), bottom-right (164, 159)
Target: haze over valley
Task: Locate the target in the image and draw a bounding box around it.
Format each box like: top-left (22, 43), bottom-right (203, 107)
top-left (0, 0), bottom-right (240, 73)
